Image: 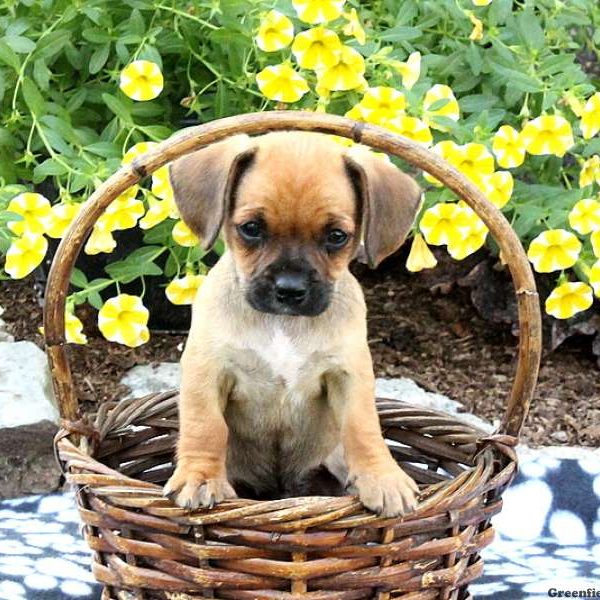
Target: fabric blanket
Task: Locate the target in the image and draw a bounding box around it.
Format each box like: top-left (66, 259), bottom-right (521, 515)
top-left (1, 448), bottom-right (598, 599)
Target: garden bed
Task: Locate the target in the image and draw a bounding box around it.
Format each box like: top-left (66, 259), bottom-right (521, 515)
top-left (2, 252), bottom-right (598, 448)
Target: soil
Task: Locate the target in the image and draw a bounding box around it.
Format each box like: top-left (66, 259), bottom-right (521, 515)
top-left (1, 253), bottom-right (599, 448)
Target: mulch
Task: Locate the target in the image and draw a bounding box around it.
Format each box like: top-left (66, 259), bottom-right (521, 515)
top-left (1, 254), bottom-right (599, 447)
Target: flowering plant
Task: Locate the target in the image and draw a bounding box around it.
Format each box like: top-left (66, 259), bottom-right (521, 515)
top-left (0, 0), bottom-right (599, 345)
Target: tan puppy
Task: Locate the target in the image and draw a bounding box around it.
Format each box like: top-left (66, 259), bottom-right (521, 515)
top-left (163, 132), bottom-right (422, 517)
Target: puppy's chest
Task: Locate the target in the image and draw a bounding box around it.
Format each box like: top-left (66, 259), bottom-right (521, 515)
top-left (224, 325), bottom-right (337, 405)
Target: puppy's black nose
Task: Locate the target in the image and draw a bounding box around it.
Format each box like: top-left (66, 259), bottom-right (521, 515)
top-left (274, 273), bottom-right (309, 305)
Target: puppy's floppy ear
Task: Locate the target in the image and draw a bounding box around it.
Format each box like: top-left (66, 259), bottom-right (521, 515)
top-left (169, 135), bottom-right (256, 250)
top-left (344, 149), bottom-right (422, 269)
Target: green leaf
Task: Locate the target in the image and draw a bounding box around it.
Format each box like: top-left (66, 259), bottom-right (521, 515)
top-left (88, 292), bottom-right (104, 310)
top-left (464, 43), bottom-right (483, 76)
top-left (84, 142), bottom-right (120, 158)
top-left (33, 30), bottom-right (70, 60)
top-left (102, 93), bottom-right (132, 124)
top-left (459, 94), bottom-right (498, 113)
top-left (82, 28), bottom-right (112, 43)
top-left (0, 41), bottom-right (20, 70)
top-left (33, 59), bottom-right (51, 90)
top-left (426, 98), bottom-right (450, 112)
top-left (33, 158), bottom-right (68, 181)
top-left (380, 25), bottom-right (422, 42)
top-left (142, 219), bottom-right (174, 244)
top-left (3, 35), bottom-right (35, 53)
top-left (105, 246), bottom-right (164, 283)
top-left (487, 61), bottom-right (542, 93)
top-left (0, 210), bottom-right (23, 225)
top-left (515, 10), bottom-right (545, 51)
top-left (70, 268), bottom-right (88, 289)
top-left (89, 43), bottom-right (111, 74)
top-left (21, 77), bottom-right (46, 115)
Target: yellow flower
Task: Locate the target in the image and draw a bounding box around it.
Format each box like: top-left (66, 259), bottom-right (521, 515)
top-left (447, 208), bottom-right (488, 260)
top-left (291, 26), bottom-right (342, 70)
top-left (589, 260), bottom-right (600, 297)
top-left (592, 230), bottom-right (600, 258)
top-left (385, 115), bottom-right (433, 147)
top-left (345, 103), bottom-right (369, 123)
top-left (7, 193), bottom-right (52, 236)
top-left (119, 60), bottom-right (163, 101)
top-left (580, 93), bottom-right (600, 140)
top-left (46, 202), bottom-right (82, 239)
top-left (391, 51), bottom-right (421, 90)
top-left (579, 155), bottom-right (600, 188)
top-left (102, 188), bottom-right (144, 231)
top-left (492, 125), bottom-right (526, 169)
top-left (423, 140), bottom-right (461, 186)
top-left (468, 12), bottom-right (484, 41)
top-left (172, 220), bottom-right (199, 247)
top-left (122, 141), bottom-right (158, 165)
top-left (98, 294), bottom-right (150, 348)
top-left (354, 86), bottom-right (406, 125)
top-left (256, 10), bottom-right (294, 52)
top-left (256, 63), bottom-right (309, 103)
top-left (419, 203), bottom-right (471, 246)
top-left (65, 310), bottom-right (87, 344)
top-left (568, 198), bottom-right (600, 235)
top-left (545, 282), bottom-right (593, 320)
top-left (564, 92), bottom-right (585, 117)
top-left (84, 220), bottom-right (117, 255)
top-left (527, 229), bottom-right (581, 273)
top-left (446, 142), bottom-right (495, 183)
top-left (4, 232), bottom-right (48, 279)
top-left (423, 84), bottom-right (460, 131)
top-left (317, 45), bottom-right (365, 91)
top-left (478, 171), bottom-right (514, 209)
top-left (406, 234), bottom-right (437, 272)
top-left (342, 8), bottom-right (365, 45)
top-left (520, 115), bottom-right (575, 157)
top-left (139, 195), bottom-right (175, 230)
top-left (292, 0), bottom-right (345, 24)
top-left (472, 0), bottom-right (492, 6)
top-left (165, 274), bottom-right (205, 305)
top-left (151, 166), bottom-right (176, 203)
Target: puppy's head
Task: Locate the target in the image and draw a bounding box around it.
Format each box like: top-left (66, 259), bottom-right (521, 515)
top-left (169, 132), bottom-right (421, 317)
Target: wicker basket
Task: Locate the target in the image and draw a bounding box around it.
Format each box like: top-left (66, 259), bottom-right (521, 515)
top-left (44, 112), bottom-right (542, 600)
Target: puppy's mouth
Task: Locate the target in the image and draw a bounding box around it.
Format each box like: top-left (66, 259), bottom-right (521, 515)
top-left (245, 275), bottom-right (333, 317)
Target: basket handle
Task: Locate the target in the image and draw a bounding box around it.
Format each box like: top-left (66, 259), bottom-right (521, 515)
top-left (43, 111), bottom-right (541, 439)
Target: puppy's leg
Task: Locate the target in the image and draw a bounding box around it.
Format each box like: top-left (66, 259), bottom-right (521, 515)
top-left (328, 359), bottom-right (419, 517)
top-left (164, 360), bottom-right (236, 509)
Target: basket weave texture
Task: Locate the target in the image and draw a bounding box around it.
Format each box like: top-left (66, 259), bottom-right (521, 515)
top-left (44, 112), bottom-right (542, 600)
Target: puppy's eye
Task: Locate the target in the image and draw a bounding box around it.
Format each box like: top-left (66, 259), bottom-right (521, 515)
top-left (237, 220), bottom-right (264, 242)
top-left (326, 229), bottom-right (349, 249)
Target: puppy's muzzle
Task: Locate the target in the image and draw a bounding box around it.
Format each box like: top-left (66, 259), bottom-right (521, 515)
top-left (274, 272), bottom-right (309, 306)
top-left (246, 261), bottom-right (332, 317)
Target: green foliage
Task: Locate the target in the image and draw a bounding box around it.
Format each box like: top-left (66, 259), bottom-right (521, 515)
top-left (0, 0), bottom-right (598, 330)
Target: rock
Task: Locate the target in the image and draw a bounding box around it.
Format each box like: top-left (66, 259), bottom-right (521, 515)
top-left (0, 341), bottom-right (58, 428)
top-left (550, 430), bottom-right (568, 444)
top-left (0, 341), bottom-right (61, 498)
top-left (121, 362), bottom-right (180, 399)
top-left (375, 377), bottom-right (495, 432)
top-left (0, 305), bottom-right (14, 342)
top-left (0, 421), bottom-right (61, 498)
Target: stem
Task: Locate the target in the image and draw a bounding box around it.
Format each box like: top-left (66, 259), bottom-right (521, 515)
top-left (157, 4), bottom-right (218, 30)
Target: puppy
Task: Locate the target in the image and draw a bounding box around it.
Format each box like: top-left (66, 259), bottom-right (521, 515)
top-left (163, 132), bottom-right (422, 517)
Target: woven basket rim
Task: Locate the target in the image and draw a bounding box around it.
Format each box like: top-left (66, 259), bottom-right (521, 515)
top-left (56, 390), bottom-right (514, 524)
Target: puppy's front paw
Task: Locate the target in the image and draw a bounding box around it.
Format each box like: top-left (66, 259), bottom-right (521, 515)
top-left (164, 466), bottom-right (236, 510)
top-left (347, 465), bottom-right (419, 518)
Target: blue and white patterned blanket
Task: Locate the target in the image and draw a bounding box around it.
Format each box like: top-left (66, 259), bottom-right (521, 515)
top-left (1, 449), bottom-right (598, 599)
